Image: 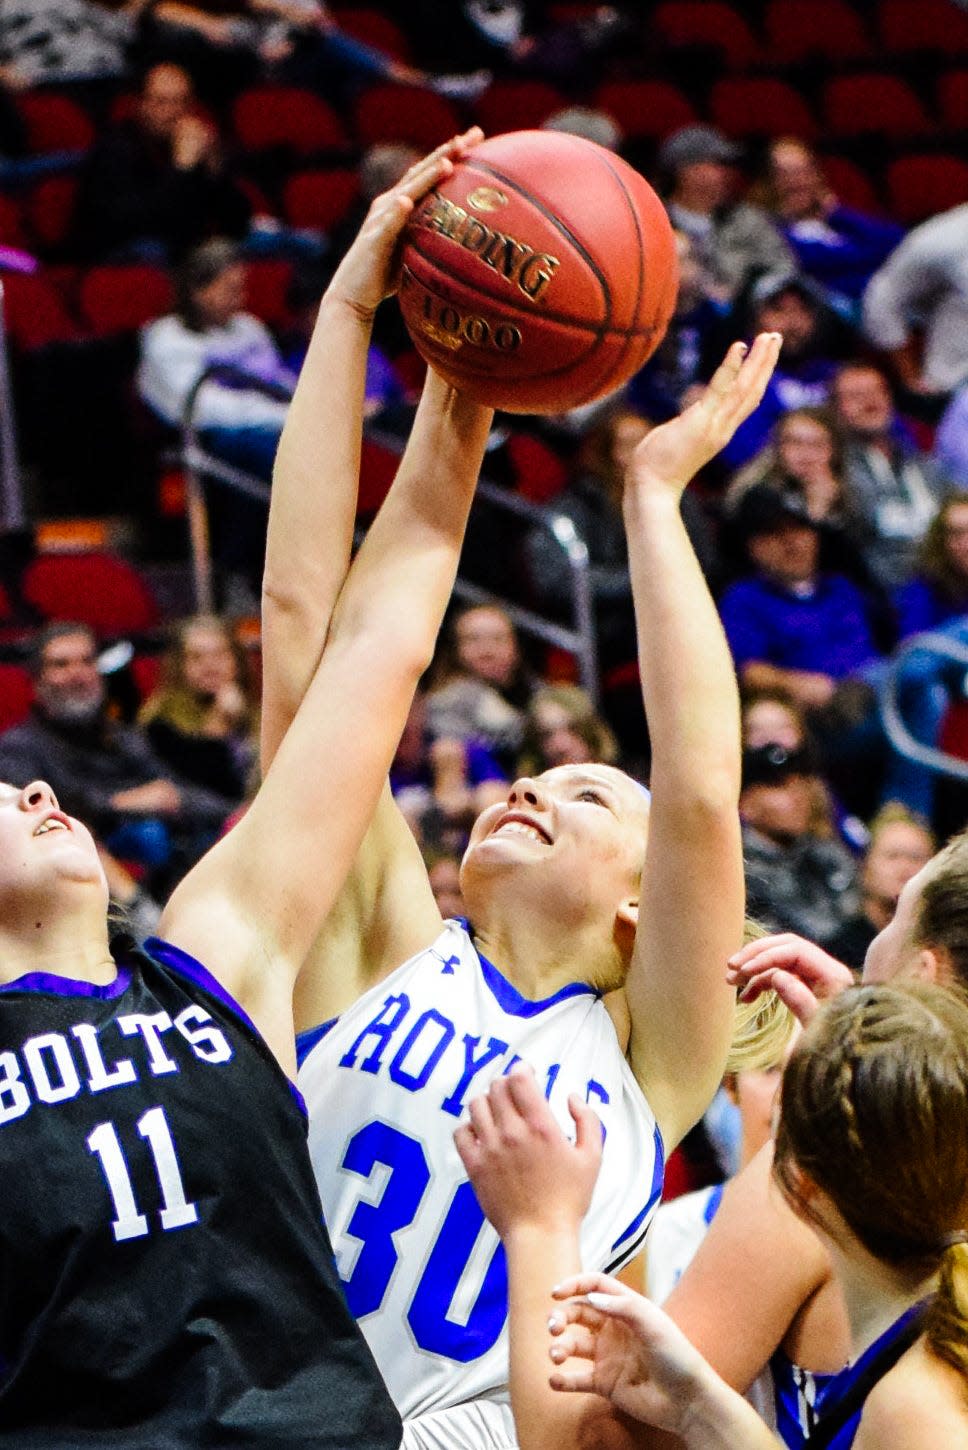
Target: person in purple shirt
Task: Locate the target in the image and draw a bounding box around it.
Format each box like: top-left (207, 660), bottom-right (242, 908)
top-left (719, 483), bottom-right (881, 712)
top-left (761, 139), bottom-right (904, 316)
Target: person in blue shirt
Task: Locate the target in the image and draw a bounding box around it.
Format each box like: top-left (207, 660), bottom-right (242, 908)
top-left (761, 139), bottom-right (904, 319)
top-left (719, 484), bottom-right (881, 713)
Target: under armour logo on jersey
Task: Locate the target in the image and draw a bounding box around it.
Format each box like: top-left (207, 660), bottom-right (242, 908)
top-left (437, 954), bottom-right (460, 976)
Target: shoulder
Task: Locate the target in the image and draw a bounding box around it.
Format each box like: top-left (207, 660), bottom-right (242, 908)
top-left (857, 1342), bottom-right (968, 1448)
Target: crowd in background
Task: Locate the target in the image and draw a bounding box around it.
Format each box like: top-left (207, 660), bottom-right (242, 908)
top-left (2, 0), bottom-right (968, 1191)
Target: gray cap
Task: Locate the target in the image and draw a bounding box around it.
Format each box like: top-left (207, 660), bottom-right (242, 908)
top-left (543, 105), bottom-right (623, 152)
top-left (750, 269), bottom-right (823, 311)
top-left (657, 124), bottom-right (742, 175)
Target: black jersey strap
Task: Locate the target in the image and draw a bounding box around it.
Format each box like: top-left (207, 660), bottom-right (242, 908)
top-left (805, 1302), bottom-right (927, 1449)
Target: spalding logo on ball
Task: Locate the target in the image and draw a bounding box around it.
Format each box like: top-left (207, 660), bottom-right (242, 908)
top-left (398, 129), bottom-right (679, 415)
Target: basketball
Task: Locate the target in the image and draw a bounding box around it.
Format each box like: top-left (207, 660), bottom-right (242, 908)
top-left (397, 130), bottom-right (679, 414)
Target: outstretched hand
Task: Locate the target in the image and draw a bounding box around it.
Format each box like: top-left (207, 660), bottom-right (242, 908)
top-left (725, 931), bottom-right (855, 1026)
top-left (455, 1062), bottom-right (603, 1241)
top-left (327, 128), bottom-right (483, 317)
top-left (629, 332), bottom-right (783, 497)
top-left (547, 1273), bottom-right (717, 1434)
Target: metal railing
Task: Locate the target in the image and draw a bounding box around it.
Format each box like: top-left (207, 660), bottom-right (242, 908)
top-left (878, 629), bottom-right (968, 783)
top-left (181, 365), bottom-right (600, 701)
top-left (0, 280), bottom-right (26, 531)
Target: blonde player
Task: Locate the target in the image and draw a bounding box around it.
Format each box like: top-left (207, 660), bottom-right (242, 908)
top-left (261, 130), bottom-right (782, 1449)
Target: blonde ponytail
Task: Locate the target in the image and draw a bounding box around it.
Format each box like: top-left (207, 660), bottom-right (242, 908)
top-left (926, 1239), bottom-right (968, 1388)
top-left (724, 919), bottom-right (798, 1074)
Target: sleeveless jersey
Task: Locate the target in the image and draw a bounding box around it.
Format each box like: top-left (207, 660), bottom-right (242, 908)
top-left (772, 1301), bottom-right (925, 1449)
top-left (0, 937), bottom-right (402, 1450)
top-left (297, 919), bottom-right (664, 1421)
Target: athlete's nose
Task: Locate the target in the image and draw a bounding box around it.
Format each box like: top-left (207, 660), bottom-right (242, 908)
top-left (507, 776), bottom-right (549, 812)
top-left (20, 780), bottom-right (58, 814)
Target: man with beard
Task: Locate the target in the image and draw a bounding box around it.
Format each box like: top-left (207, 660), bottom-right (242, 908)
top-left (0, 622), bottom-right (231, 883)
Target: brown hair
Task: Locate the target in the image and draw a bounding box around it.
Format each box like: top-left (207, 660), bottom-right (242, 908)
top-left (774, 982), bottom-right (968, 1386)
top-left (913, 492), bottom-right (968, 607)
top-left (910, 830), bottom-right (968, 993)
top-left (517, 684), bottom-right (619, 776)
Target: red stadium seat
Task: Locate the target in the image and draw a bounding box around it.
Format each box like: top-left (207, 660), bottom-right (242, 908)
top-left (78, 264), bottom-right (174, 336)
top-left (652, 2), bottom-right (762, 69)
top-left (243, 258), bottom-right (295, 329)
top-left (711, 77), bottom-right (817, 140)
top-left (474, 80), bottom-right (566, 136)
top-left (822, 74), bottom-right (933, 139)
top-left (764, 0), bottom-right (870, 63)
top-left (15, 93), bottom-right (95, 154)
top-left (886, 154), bottom-right (968, 224)
top-left (0, 193), bottom-right (27, 250)
top-left (0, 271), bottom-right (78, 349)
top-left (938, 69), bottom-right (968, 131)
top-left (21, 552), bottom-right (160, 637)
top-left (23, 174), bottom-right (79, 255)
top-left (329, 7), bottom-right (412, 62)
top-left (358, 436), bottom-right (400, 516)
top-left (233, 87), bottom-right (348, 155)
top-left (354, 84), bottom-right (460, 150)
top-left (880, 0), bottom-right (968, 56)
top-left (592, 81), bottom-right (697, 140)
top-left (0, 662), bottom-right (33, 733)
top-left (283, 169), bottom-right (361, 232)
top-left (507, 433), bottom-right (567, 505)
top-left (820, 155), bottom-right (883, 215)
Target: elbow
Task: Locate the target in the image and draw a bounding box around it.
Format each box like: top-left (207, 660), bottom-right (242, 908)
top-left (654, 764), bottom-right (740, 821)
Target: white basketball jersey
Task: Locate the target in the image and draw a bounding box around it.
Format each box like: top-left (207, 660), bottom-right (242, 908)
top-left (298, 919), bottom-right (663, 1421)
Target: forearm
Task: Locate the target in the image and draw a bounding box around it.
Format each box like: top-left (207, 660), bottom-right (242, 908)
top-left (679, 1378), bottom-right (781, 1450)
top-left (624, 485), bottom-right (740, 807)
top-left (327, 372), bottom-right (493, 658)
top-left (260, 294), bottom-right (372, 765)
top-left (506, 1226), bottom-right (639, 1450)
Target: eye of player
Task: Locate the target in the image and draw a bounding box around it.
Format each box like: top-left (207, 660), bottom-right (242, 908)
top-left (576, 786), bottom-right (608, 807)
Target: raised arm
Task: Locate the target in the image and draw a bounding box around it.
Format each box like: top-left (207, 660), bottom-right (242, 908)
top-left (624, 334), bottom-right (783, 1148)
top-left (261, 131), bottom-right (481, 765)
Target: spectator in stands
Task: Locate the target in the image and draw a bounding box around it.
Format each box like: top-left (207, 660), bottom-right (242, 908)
top-left (760, 137), bottom-right (904, 316)
top-left (826, 803), bottom-right (935, 970)
top-left (405, 1), bottom-right (626, 87)
top-left (719, 272), bottom-right (841, 470)
top-left (390, 687), bottom-right (506, 854)
top-left (629, 230), bottom-right (726, 422)
top-left (426, 603), bottom-right (536, 775)
top-left (71, 63), bottom-right (251, 262)
top-left (0, 622), bottom-right (232, 885)
top-left (726, 407), bottom-right (851, 527)
top-left (0, 0), bottom-right (148, 87)
top-left (542, 104), bottom-right (622, 152)
top-left (739, 740), bottom-right (859, 947)
top-left (741, 684), bottom-right (857, 848)
top-left (425, 850), bottom-right (466, 921)
top-left (719, 483), bottom-right (881, 715)
top-left (657, 125), bottom-right (793, 304)
top-left (831, 361), bottom-right (949, 587)
top-left (863, 203), bottom-right (968, 398)
top-left (936, 384), bottom-right (968, 489)
top-left (137, 237), bottom-right (293, 480)
top-left (138, 614), bottom-right (256, 802)
top-left (517, 684), bottom-right (620, 776)
top-left (895, 491), bottom-right (968, 638)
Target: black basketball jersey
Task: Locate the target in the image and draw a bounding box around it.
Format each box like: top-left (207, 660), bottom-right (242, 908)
top-left (0, 936), bottom-right (402, 1450)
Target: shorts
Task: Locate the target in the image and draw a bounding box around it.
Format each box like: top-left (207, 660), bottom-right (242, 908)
top-left (401, 1398), bottom-right (517, 1450)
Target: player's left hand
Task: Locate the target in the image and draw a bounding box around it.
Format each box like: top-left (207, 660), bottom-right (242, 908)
top-left (627, 331), bottom-right (783, 498)
top-left (455, 1062), bottom-right (602, 1240)
top-left (547, 1272), bottom-right (720, 1434)
top-left (328, 129), bottom-right (483, 318)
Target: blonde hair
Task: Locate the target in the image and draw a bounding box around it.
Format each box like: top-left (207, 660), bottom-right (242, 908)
top-left (139, 615), bottom-right (252, 736)
top-left (725, 919), bottom-right (798, 1074)
top-left (775, 982), bottom-right (968, 1389)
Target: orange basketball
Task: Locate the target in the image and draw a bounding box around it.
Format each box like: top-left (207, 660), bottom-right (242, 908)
top-left (398, 130), bottom-right (679, 414)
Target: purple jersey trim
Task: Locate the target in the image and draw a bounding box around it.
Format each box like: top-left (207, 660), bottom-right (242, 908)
top-left (460, 921), bottom-right (601, 1018)
top-left (0, 966), bottom-right (132, 999)
top-left (144, 937), bottom-right (307, 1117)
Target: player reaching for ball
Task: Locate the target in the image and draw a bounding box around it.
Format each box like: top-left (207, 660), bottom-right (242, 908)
top-left (0, 139), bottom-right (500, 1448)
top-left (261, 131), bottom-right (783, 1450)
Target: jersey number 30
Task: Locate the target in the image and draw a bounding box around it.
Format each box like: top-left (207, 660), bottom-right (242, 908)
top-left (339, 1121), bottom-right (507, 1362)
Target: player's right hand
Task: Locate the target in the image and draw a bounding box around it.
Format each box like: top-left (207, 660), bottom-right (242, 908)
top-left (327, 129), bottom-right (483, 318)
top-left (725, 932), bottom-right (855, 1026)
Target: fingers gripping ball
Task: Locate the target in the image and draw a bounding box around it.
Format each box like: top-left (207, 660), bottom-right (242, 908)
top-left (398, 130), bottom-right (679, 414)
